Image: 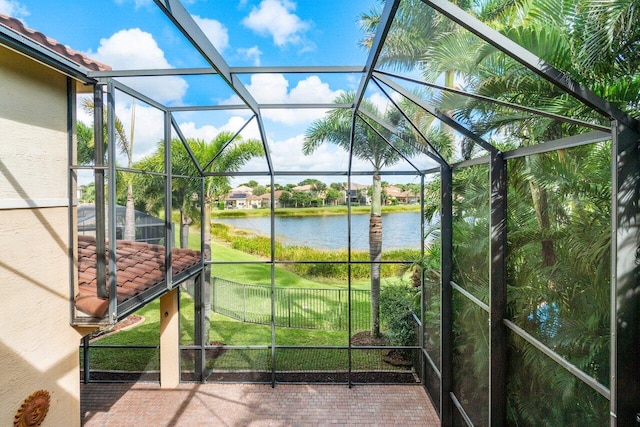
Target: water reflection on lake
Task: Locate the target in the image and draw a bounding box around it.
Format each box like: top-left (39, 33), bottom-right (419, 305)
top-left (215, 211), bottom-right (426, 251)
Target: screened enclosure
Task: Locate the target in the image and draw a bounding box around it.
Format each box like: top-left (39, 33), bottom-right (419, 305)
top-left (59, 0), bottom-right (640, 425)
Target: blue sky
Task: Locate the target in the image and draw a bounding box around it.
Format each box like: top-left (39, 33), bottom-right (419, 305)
top-left (2, 0), bottom-right (433, 184)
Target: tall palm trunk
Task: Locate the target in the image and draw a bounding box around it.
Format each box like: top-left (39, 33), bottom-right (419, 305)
top-left (180, 208), bottom-right (191, 249)
top-left (370, 173), bottom-right (383, 338)
top-left (124, 101), bottom-right (136, 241)
top-left (203, 196), bottom-right (212, 345)
top-left (124, 182), bottom-right (136, 241)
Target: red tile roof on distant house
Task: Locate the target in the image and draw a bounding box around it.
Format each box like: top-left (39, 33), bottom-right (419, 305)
top-left (0, 14), bottom-right (111, 72)
top-left (74, 235), bottom-right (200, 318)
top-left (258, 190), bottom-right (283, 200)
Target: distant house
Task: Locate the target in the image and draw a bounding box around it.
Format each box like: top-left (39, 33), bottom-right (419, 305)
top-left (292, 184), bottom-right (313, 192)
top-left (225, 186), bottom-right (262, 209)
top-left (230, 185), bottom-right (253, 195)
top-left (346, 183), bottom-right (370, 205)
top-left (258, 190), bottom-right (283, 208)
top-left (385, 186), bottom-right (419, 205)
top-left (293, 184), bottom-right (327, 206)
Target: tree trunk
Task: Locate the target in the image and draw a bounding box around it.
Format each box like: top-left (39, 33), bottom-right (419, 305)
top-left (203, 197), bottom-right (212, 346)
top-left (124, 183), bottom-right (136, 241)
top-left (369, 174), bottom-right (382, 338)
top-left (180, 209), bottom-right (191, 249)
top-left (529, 181), bottom-right (556, 268)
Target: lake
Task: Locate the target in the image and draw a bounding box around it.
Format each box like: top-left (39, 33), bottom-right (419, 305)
top-left (215, 211), bottom-right (426, 251)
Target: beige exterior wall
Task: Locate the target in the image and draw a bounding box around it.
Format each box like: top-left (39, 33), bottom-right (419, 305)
top-left (0, 46), bottom-right (89, 427)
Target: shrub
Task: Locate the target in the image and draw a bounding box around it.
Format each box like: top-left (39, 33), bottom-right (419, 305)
top-left (211, 222), bottom-right (420, 280)
top-left (380, 283), bottom-right (418, 347)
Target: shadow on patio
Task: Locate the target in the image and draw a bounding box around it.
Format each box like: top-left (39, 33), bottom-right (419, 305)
top-left (81, 382), bottom-right (439, 426)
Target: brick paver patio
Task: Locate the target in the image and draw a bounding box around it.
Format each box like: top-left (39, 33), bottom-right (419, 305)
top-left (82, 382), bottom-right (439, 426)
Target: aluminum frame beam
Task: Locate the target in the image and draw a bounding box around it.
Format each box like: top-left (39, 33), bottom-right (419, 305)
top-left (164, 110), bottom-right (173, 289)
top-left (489, 152), bottom-right (507, 426)
top-left (421, 0), bottom-right (639, 131)
top-left (440, 165), bottom-right (454, 426)
top-left (153, 0), bottom-right (258, 113)
top-left (109, 79), bottom-right (166, 111)
top-left (452, 130), bottom-right (612, 169)
top-left (88, 66), bottom-right (364, 78)
top-left (106, 80), bottom-right (118, 323)
top-left (201, 115), bottom-right (256, 172)
top-left (356, 114), bottom-right (424, 174)
top-left (170, 114), bottom-right (204, 176)
top-left (153, 0), bottom-right (273, 173)
top-left (611, 121), bottom-right (640, 424)
top-left (353, 0), bottom-right (400, 112)
top-left (168, 103), bottom-right (351, 112)
top-left (93, 84), bottom-right (107, 301)
top-left (374, 70), bottom-right (611, 133)
top-left (368, 80), bottom-right (455, 165)
top-left (357, 108), bottom-right (444, 166)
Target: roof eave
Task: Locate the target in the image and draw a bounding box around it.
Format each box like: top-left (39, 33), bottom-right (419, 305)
top-left (0, 24), bottom-right (97, 84)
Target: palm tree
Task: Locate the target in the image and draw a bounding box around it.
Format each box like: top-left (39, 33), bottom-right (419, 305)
top-left (134, 133), bottom-right (263, 250)
top-left (407, 1), bottom-right (638, 423)
top-left (304, 91), bottom-right (417, 338)
top-left (78, 98), bottom-right (136, 241)
top-left (187, 133), bottom-right (264, 274)
top-left (359, 0), bottom-right (638, 422)
top-left (78, 98), bottom-right (129, 166)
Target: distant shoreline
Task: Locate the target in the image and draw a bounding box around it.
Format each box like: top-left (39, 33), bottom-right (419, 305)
top-left (211, 204), bottom-right (421, 219)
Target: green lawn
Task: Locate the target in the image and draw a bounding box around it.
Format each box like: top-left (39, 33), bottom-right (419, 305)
top-left (87, 292), bottom-right (405, 373)
top-left (85, 228), bottom-right (413, 373)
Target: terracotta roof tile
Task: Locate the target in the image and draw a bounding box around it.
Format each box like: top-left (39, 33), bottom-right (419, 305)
top-left (75, 235), bottom-right (201, 318)
top-left (0, 14), bottom-right (111, 72)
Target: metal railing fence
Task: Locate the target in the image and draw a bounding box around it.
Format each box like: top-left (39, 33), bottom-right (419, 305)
top-left (211, 277), bottom-right (371, 331)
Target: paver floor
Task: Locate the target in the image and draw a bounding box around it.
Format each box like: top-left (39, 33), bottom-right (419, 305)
top-left (82, 382), bottom-right (439, 426)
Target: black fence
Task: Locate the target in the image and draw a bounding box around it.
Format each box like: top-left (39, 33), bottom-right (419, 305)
top-left (212, 277), bottom-right (371, 331)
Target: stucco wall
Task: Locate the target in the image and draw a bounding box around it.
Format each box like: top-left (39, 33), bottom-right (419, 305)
top-left (0, 45), bottom-right (87, 427)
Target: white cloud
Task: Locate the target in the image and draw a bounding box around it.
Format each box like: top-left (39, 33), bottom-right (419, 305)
top-left (89, 28), bottom-right (169, 68)
top-left (177, 116), bottom-right (262, 142)
top-left (192, 15), bottom-right (229, 52)
top-left (177, 122), bottom-right (222, 142)
top-left (367, 92), bottom-right (403, 115)
top-left (114, 102), bottom-right (165, 164)
top-left (270, 134), bottom-right (333, 171)
top-left (237, 45), bottom-right (262, 66)
top-left (242, 0), bottom-right (310, 47)
top-left (220, 116), bottom-right (262, 140)
top-left (223, 74), bottom-right (343, 125)
top-left (86, 29), bottom-right (188, 105)
top-left (0, 0), bottom-right (28, 19)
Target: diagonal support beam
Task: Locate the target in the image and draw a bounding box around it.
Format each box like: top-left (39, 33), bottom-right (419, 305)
top-left (170, 114), bottom-right (204, 176)
top-left (373, 73), bottom-right (497, 154)
top-left (353, 0), bottom-right (400, 112)
top-left (154, 0), bottom-right (273, 173)
top-left (201, 115), bottom-right (257, 173)
top-left (357, 109), bottom-right (445, 166)
top-left (421, 0), bottom-right (639, 131)
top-left (375, 70), bottom-right (611, 132)
top-left (154, 0), bottom-right (258, 113)
top-left (356, 114), bottom-right (425, 173)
